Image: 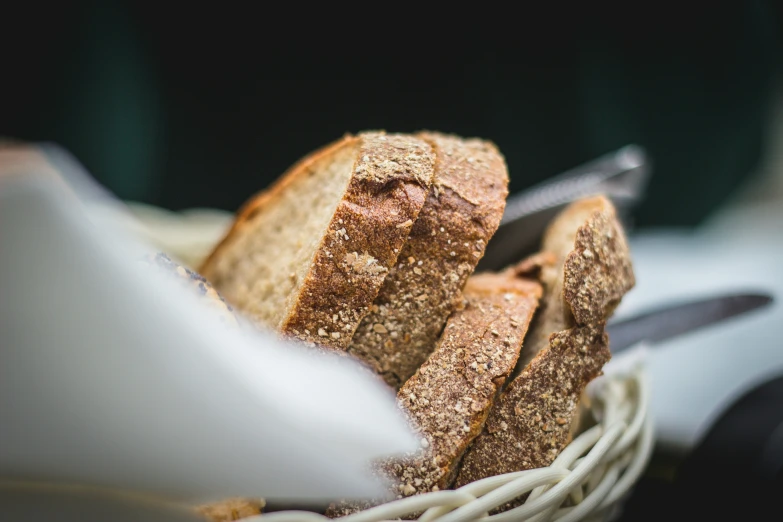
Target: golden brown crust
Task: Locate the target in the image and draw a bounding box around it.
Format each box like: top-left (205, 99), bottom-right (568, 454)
top-left (453, 195), bottom-right (635, 510)
top-left (195, 497), bottom-right (265, 521)
top-left (518, 196), bottom-right (632, 367)
top-left (454, 324), bottom-right (610, 489)
top-left (563, 202), bottom-right (635, 325)
top-left (326, 273), bottom-right (541, 518)
top-left (201, 132), bottom-right (436, 349)
top-left (346, 132), bottom-right (509, 388)
top-left (282, 132), bottom-right (435, 347)
top-left (200, 135), bottom-right (358, 274)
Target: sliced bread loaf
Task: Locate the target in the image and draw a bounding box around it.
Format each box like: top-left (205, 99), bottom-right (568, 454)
top-left (200, 132), bottom-right (435, 349)
top-left (326, 271), bottom-right (541, 517)
top-left (454, 196), bottom-right (635, 498)
top-left (346, 132), bottom-right (509, 388)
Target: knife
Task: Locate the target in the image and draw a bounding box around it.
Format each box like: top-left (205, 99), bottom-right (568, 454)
top-left (478, 144), bottom-right (650, 272)
top-left (607, 292), bottom-right (774, 354)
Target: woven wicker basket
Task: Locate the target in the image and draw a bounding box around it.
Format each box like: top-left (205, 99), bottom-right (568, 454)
top-left (117, 203), bottom-right (654, 522)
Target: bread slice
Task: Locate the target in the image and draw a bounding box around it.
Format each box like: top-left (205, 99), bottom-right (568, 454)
top-left (200, 132), bottom-right (435, 348)
top-left (346, 132), bottom-right (509, 388)
top-left (454, 196), bottom-right (635, 499)
top-left (326, 272), bottom-right (541, 517)
top-left (518, 196), bottom-right (636, 363)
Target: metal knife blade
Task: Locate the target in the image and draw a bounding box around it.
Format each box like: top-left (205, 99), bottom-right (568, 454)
top-left (478, 144), bottom-right (650, 272)
top-left (607, 292), bottom-right (774, 354)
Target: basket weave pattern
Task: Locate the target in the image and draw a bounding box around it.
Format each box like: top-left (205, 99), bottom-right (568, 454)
top-left (123, 205), bottom-right (653, 522)
top-left (251, 369), bottom-right (651, 522)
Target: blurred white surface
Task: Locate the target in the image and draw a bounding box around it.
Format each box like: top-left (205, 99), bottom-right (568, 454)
top-left (615, 219), bottom-right (781, 450)
top-left (614, 83), bottom-right (783, 450)
top-left (0, 150), bottom-right (419, 512)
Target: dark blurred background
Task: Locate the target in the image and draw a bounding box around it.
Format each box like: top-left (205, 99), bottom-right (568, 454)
top-left (2, 2), bottom-right (782, 228)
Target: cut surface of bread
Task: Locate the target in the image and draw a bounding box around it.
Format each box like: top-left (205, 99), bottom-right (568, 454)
top-left (200, 132), bottom-right (435, 348)
top-left (454, 195), bottom-right (635, 502)
top-left (346, 132), bottom-right (509, 388)
top-left (326, 272), bottom-right (541, 518)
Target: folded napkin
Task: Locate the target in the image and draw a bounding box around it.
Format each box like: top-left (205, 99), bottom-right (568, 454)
top-left (0, 145), bottom-right (418, 519)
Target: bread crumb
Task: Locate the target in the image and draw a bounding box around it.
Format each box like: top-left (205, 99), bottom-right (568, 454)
top-left (373, 323), bottom-right (388, 334)
top-left (397, 219), bottom-right (414, 229)
top-left (318, 328), bottom-right (328, 337)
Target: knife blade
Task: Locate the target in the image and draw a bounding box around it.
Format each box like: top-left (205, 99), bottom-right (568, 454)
top-left (607, 292), bottom-right (774, 354)
top-left (478, 144), bottom-right (651, 272)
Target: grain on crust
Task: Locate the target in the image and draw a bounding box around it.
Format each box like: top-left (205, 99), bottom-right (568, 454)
top-left (326, 273), bottom-right (541, 518)
top-left (454, 324), bottom-right (610, 489)
top-left (346, 132), bottom-right (509, 388)
top-left (563, 201), bottom-right (635, 325)
top-left (195, 497), bottom-right (265, 521)
top-left (200, 131), bottom-right (435, 350)
top-left (517, 195), bottom-right (634, 369)
top-left (282, 132), bottom-right (435, 347)
top-left (453, 195), bottom-right (635, 510)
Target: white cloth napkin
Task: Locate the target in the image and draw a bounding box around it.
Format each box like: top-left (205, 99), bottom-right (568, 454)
top-left (0, 146), bottom-right (418, 516)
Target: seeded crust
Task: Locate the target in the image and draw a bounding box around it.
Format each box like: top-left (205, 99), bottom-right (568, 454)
top-left (326, 272), bottom-right (541, 518)
top-left (563, 199), bottom-right (636, 325)
top-left (516, 195), bottom-right (634, 371)
top-left (201, 132), bottom-right (435, 349)
top-left (454, 325), bottom-right (610, 491)
top-left (346, 132), bottom-right (509, 388)
top-left (454, 195), bottom-right (635, 508)
top-left (195, 497), bottom-right (265, 521)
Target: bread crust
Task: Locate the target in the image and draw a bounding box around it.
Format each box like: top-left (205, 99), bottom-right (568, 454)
top-left (563, 200), bottom-right (635, 325)
top-left (326, 272), bottom-right (541, 518)
top-left (454, 324), bottom-right (610, 490)
top-left (346, 132), bottom-right (509, 388)
top-left (201, 132), bottom-right (436, 349)
top-left (454, 196), bottom-right (635, 508)
top-left (195, 497), bottom-right (265, 521)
